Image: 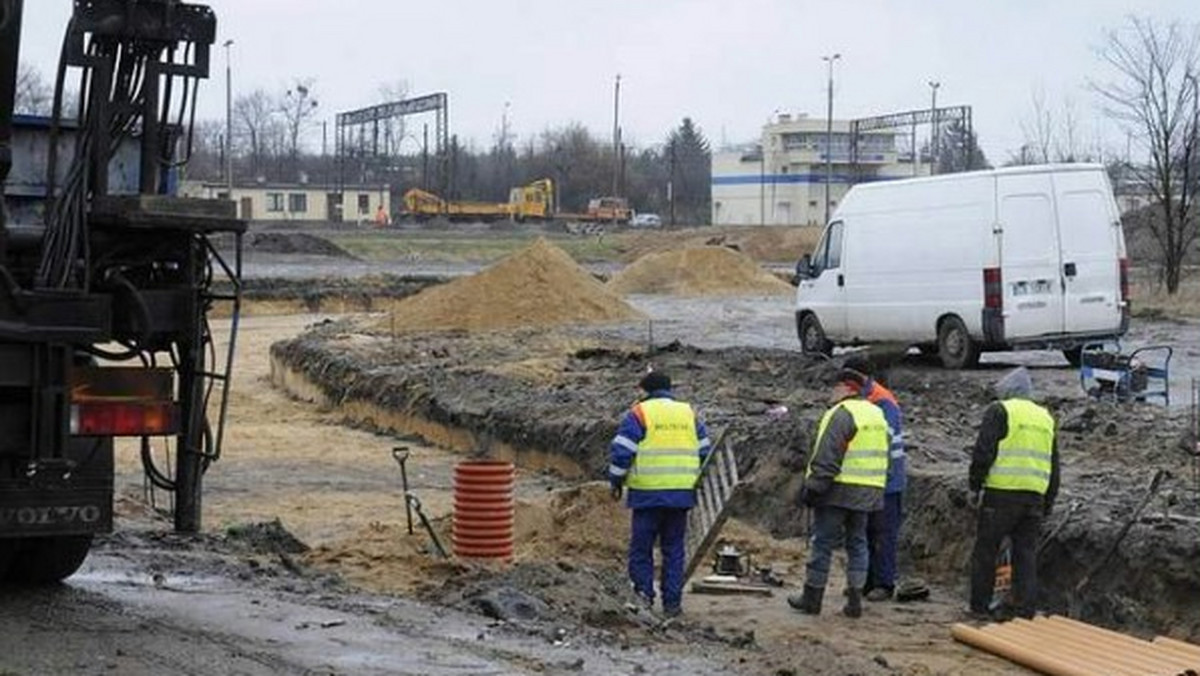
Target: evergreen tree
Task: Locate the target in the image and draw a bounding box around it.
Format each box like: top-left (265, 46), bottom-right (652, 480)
top-left (666, 118), bottom-right (711, 224)
top-left (936, 119), bottom-right (990, 173)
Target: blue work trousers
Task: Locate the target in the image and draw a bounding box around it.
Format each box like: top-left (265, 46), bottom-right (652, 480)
top-left (628, 507), bottom-right (689, 610)
top-left (806, 505), bottom-right (869, 590)
top-left (867, 492), bottom-right (904, 591)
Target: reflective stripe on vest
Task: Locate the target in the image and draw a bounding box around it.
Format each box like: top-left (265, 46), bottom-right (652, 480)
top-left (626, 399), bottom-right (701, 492)
top-left (807, 399), bottom-right (889, 489)
top-left (985, 399), bottom-right (1054, 494)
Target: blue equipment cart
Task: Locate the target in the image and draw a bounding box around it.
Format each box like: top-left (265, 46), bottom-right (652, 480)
top-left (1079, 343), bottom-right (1173, 405)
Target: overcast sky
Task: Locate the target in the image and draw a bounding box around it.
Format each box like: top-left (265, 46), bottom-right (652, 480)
top-left (15, 0), bottom-right (1200, 164)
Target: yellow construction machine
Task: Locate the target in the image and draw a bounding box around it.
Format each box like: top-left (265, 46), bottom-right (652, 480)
top-left (400, 177), bottom-right (631, 224)
top-left (400, 188), bottom-right (511, 221)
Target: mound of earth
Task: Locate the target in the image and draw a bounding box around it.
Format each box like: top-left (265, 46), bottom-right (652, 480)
top-left (375, 238), bottom-right (643, 332)
top-left (247, 232), bottom-right (355, 258)
top-left (608, 246), bottom-right (793, 296)
top-left (618, 226), bottom-right (821, 264)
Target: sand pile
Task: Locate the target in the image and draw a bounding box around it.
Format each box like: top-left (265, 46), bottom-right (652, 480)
top-left (513, 482), bottom-right (628, 565)
top-left (619, 225), bottom-right (822, 263)
top-left (375, 238), bottom-right (643, 332)
top-left (608, 246), bottom-right (794, 296)
top-left (303, 482), bottom-right (628, 597)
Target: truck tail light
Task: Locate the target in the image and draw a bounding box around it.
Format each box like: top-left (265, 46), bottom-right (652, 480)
top-left (71, 401), bottom-right (178, 436)
top-left (983, 267), bottom-right (1003, 310)
top-left (69, 366), bottom-right (177, 437)
top-left (1119, 257), bottom-right (1130, 306)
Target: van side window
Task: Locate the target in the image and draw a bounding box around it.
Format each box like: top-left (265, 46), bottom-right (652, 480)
top-left (825, 221), bottom-right (844, 269)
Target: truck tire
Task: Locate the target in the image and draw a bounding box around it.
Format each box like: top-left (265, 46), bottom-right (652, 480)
top-left (799, 313), bottom-right (832, 357)
top-left (5, 535), bottom-right (94, 585)
top-left (937, 316), bottom-right (980, 369)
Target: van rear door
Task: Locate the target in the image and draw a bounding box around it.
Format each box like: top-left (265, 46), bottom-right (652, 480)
top-left (1052, 170), bottom-right (1124, 334)
top-left (997, 173), bottom-right (1065, 339)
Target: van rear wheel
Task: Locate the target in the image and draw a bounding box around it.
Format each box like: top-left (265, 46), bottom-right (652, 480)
top-left (799, 313), bottom-right (832, 357)
top-left (937, 316), bottom-right (979, 369)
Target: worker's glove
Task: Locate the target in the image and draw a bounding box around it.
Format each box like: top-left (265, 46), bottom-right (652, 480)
top-left (1043, 502), bottom-right (1054, 517)
top-left (610, 481), bottom-right (624, 501)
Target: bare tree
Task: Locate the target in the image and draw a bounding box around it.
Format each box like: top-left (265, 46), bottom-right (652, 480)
top-left (280, 79), bottom-right (319, 175)
top-left (233, 89), bottom-right (276, 178)
top-left (377, 80), bottom-right (410, 157)
top-left (1093, 16), bottom-right (1200, 293)
top-left (14, 61), bottom-right (52, 115)
top-left (1020, 87), bottom-right (1054, 164)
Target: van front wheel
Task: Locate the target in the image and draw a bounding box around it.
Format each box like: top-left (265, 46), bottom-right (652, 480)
top-left (799, 314), bottom-right (832, 357)
top-left (937, 317), bottom-right (980, 369)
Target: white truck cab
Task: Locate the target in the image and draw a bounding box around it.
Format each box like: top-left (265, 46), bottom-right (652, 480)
top-left (794, 164), bottom-right (1129, 368)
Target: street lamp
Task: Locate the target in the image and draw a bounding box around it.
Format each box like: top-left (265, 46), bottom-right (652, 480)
top-left (223, 39), bottom-right (234, 197)
top-left (822, 53), bottom-right (841, 226)
top-left (928, 80), bottom-right (940, 176)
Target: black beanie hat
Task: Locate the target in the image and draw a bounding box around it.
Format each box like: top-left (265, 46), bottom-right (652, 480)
top-left (639, 371), bottom-right (672, 393)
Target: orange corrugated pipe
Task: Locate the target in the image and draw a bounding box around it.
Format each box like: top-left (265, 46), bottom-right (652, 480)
top-left (452, 460), bottom-right (515, 561)
top-left (952, 623), bottom-right (1101, 676)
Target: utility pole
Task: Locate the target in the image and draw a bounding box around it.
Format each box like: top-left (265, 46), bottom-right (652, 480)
top-left (612, 73), bottom-right (621, 197)
top-left (822, 53), bottom-right (841, 226)
top-left (223, 39), bottom-right (234, 197)
top-left (928, 80), bottom-right (940, 176)
top-left (668, 138), bottom-right (676, 227)
top-left (501, 100), bottom-right (511, 189)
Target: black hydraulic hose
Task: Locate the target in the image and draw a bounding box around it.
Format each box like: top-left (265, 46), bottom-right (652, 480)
top-left (44, 16), bottom-right (77, 204)
top-left (107, 269), bottom-right (154, 346)
top-left (140, 436), bottom-right (176, 491)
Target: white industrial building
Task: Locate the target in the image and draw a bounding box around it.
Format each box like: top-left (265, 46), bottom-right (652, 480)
top-left (711, 113), bottom-right (932, 226)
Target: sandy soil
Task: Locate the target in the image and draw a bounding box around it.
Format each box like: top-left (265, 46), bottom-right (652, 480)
top-left (97, 311), bottom-right (1042, 675)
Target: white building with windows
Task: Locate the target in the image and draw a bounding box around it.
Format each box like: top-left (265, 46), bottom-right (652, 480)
top-left (179, 181), bottom-right (391, 223)
top-left (711, 113), bottom-right (931, 226)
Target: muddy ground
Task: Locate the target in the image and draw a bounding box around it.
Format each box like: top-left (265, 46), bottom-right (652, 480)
top-left (3, 227), bottom-right (1198, 675)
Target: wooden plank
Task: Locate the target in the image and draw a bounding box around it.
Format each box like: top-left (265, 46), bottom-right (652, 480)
top-left (690, 580), bottom-right (775, 597)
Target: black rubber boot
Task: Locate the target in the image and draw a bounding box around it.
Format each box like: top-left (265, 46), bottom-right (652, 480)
top-left (787, 585), bottom-right (825, 615)
top-left (844, 587), bottom-right (863, 618)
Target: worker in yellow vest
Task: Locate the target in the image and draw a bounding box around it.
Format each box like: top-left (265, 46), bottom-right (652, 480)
top-left (608, 370), bottom-right (711, 618)
top-left (789, 367), bottom-right (890, 618)
top-left (968, 367), bottom-right (1059, 620)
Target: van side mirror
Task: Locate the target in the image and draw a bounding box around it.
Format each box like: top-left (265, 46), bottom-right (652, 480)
top-left (793, 254), bottom-right (813, 284)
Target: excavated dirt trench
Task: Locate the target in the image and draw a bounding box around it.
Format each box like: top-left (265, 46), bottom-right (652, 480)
top-left (269, 318), bottom-right (1200, 644)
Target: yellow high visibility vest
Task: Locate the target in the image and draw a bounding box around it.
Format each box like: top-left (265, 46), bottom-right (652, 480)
top-left (808, 399), bottom-right (888, 489)
top-left (626, 399), bottom-right (702, 492)
top-left (985, 399), bottom-right (1054, 494)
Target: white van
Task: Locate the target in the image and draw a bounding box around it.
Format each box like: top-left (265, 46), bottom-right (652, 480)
top-left (793, 164), bottom-right (1129, 368)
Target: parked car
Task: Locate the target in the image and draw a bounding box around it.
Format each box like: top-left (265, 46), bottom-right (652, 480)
top-left (631, 213), bottom-right (662, 228)
top-left (793, 163), bottom-right (1129, 368)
